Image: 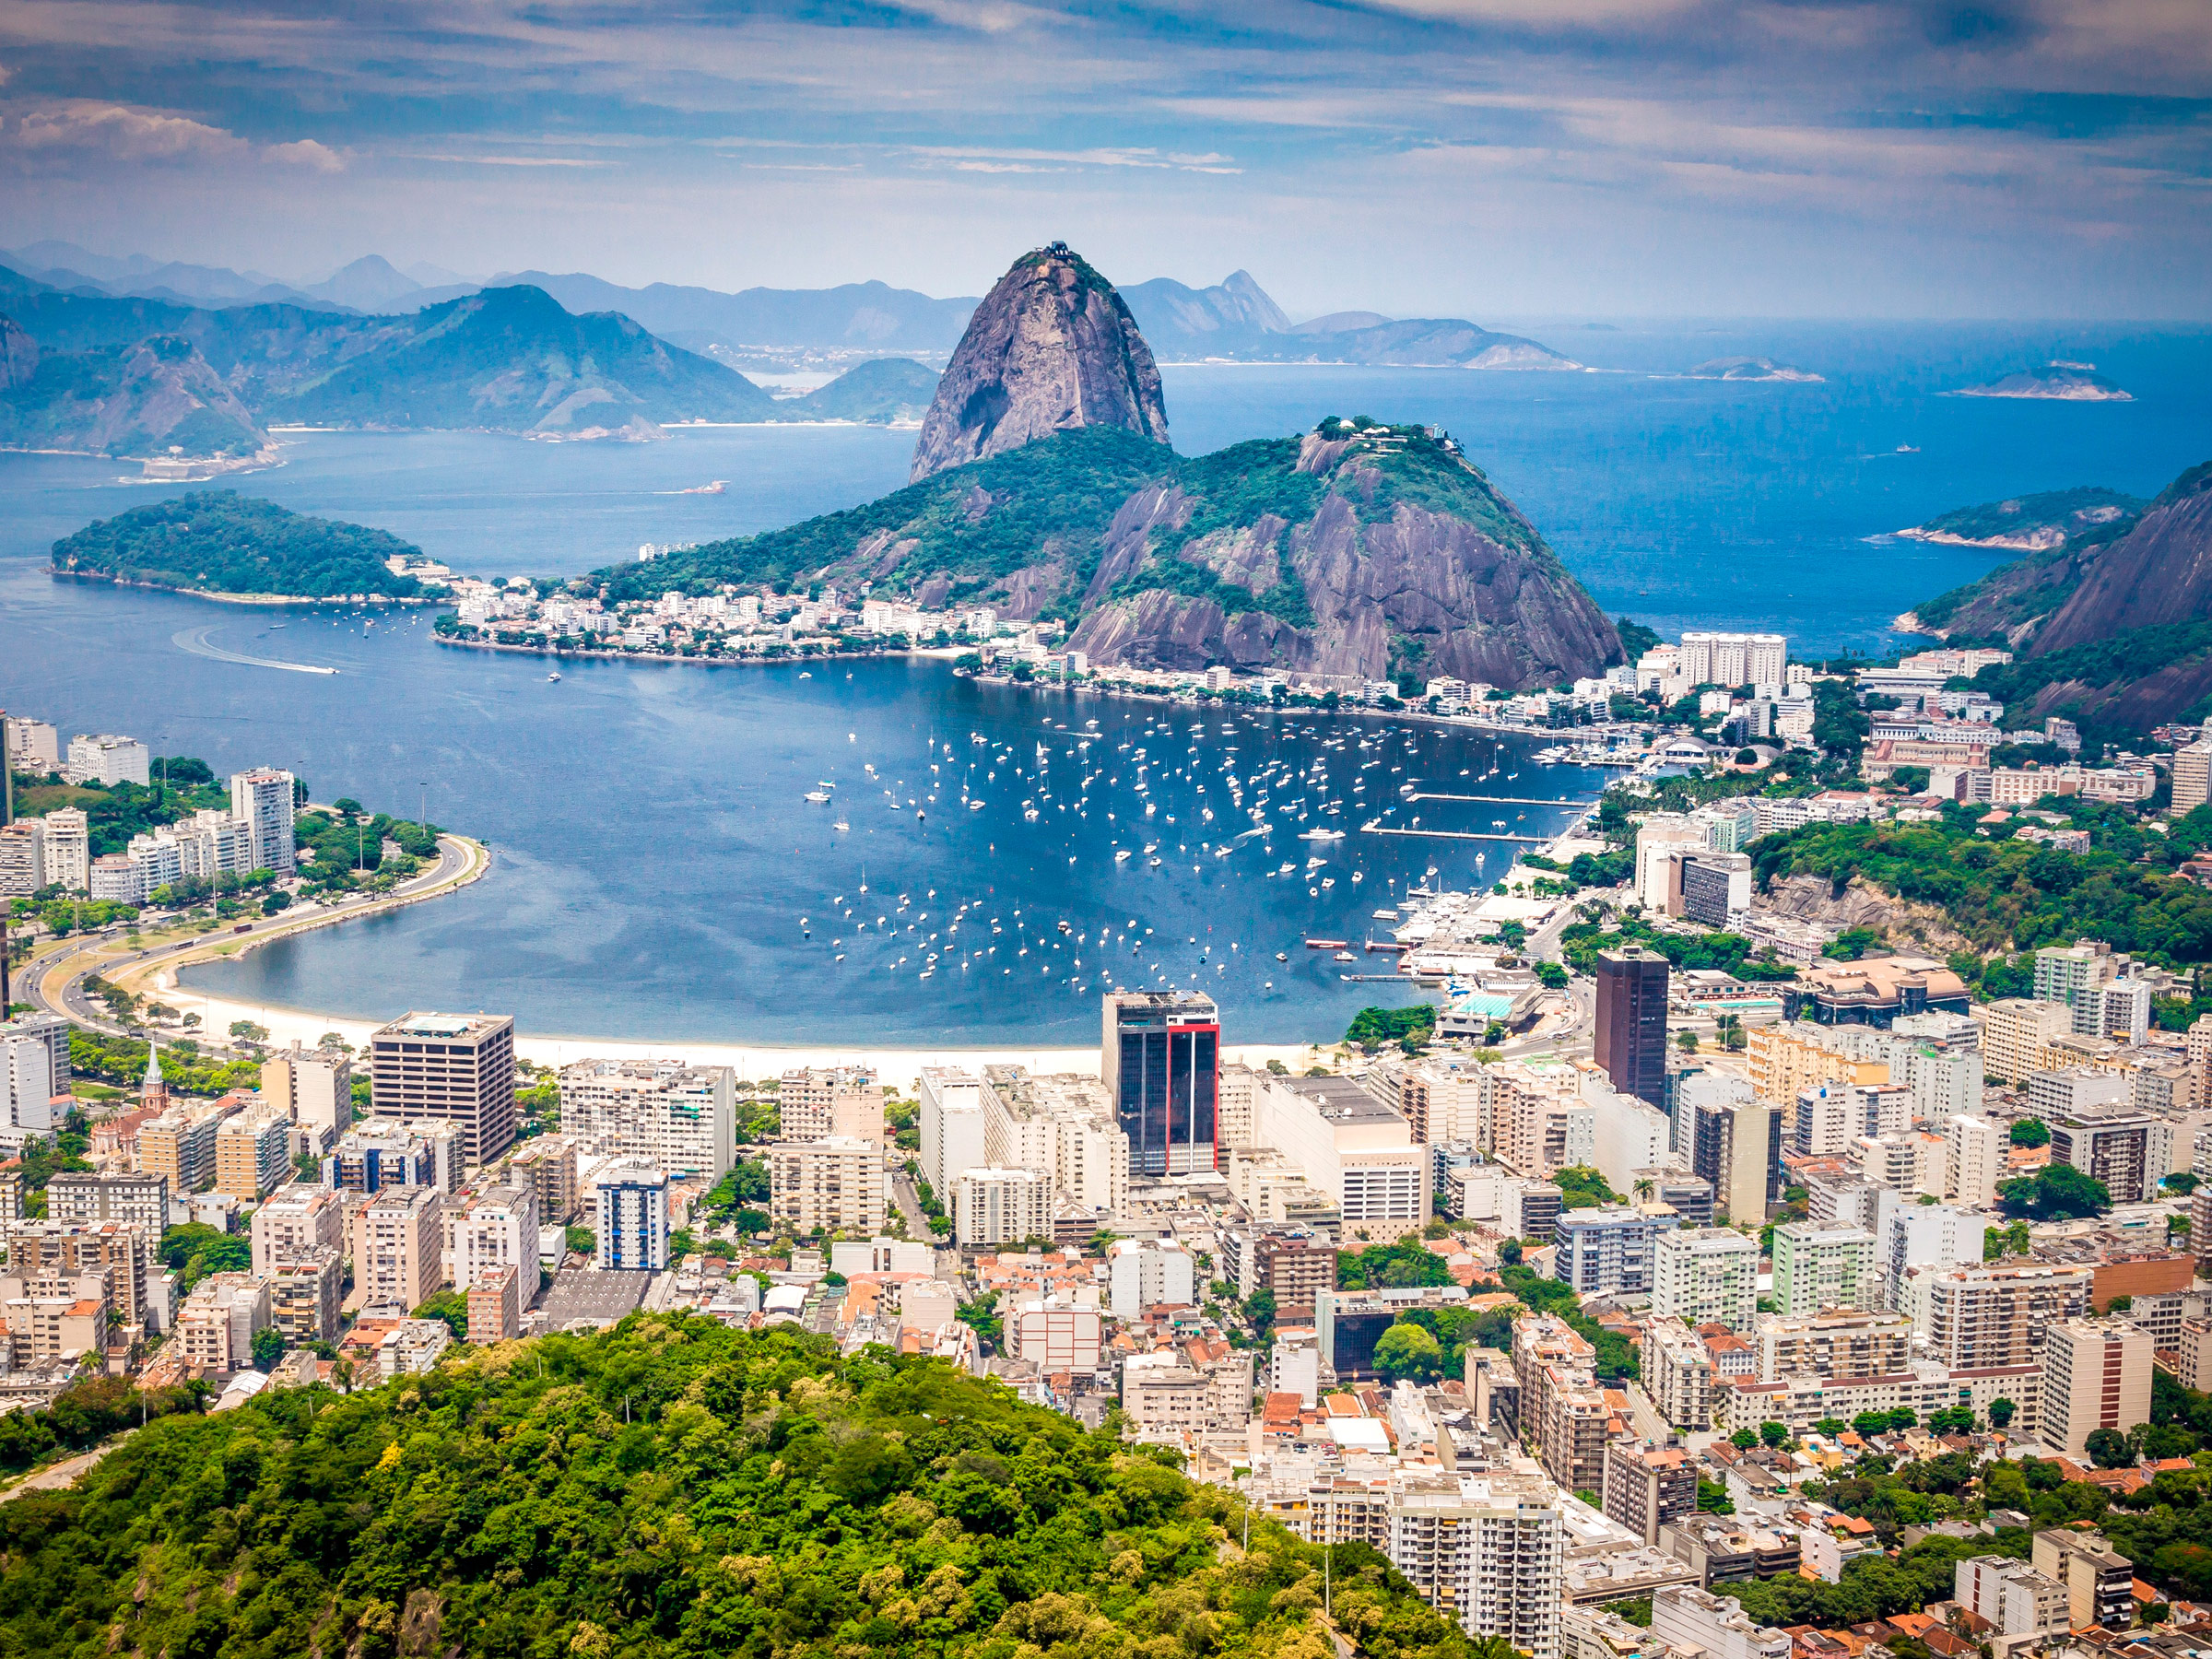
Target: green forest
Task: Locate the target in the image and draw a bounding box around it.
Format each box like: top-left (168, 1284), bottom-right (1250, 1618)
top-left (0, 1317), bottom-right (1477, 1659)
top-left (51, 490), bottom-right (430, 600)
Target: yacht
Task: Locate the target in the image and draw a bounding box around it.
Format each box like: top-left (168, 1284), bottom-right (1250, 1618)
top-left (804, 790), bottom-right (832, 804)
top-left (1300, 827), bottom-right (1345, 841)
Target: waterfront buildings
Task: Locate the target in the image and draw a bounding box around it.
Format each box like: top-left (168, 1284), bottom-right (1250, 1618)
top-left (917, 1066), bottom-right (987, 1199)
top-left (1594, 949), bottom-right (1669, 1107)
top-left (1101, 991), bottom-right (1219, 1177)
top-left (66, 733), bottom-right (148, 786)
top-left (776, 1065), bottom-right (883, 1142)
top-left (1253, 1074), bottom-right (1427, 1232)
top-left (228, 768), bottom-right (297, 874)
top-left (368, 1011), bottom-right (518, 1164)
top-left (558, 1058), bottom-right (735, 1178)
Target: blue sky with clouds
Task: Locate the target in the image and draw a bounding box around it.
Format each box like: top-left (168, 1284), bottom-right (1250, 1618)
top-left (0, 0), bottom-right (2205, 317)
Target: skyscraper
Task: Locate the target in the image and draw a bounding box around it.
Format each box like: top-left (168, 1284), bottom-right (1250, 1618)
top-left (1595, 947), bottom-right (1669, 1107)
top-left (229, 768), bottom-right (298, 875)
top-left (1101, 992), bottom-right (1218, 1177)
top-left (368, 1011), bottom-right (517, 1165)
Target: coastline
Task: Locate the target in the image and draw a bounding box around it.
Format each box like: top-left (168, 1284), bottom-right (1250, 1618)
top-left (52, 570), bottom-right (440, 609)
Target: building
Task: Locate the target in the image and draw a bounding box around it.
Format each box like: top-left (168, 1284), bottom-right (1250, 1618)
top-left (450, 1183), bottom-right (542, 1307)
top-left (66, 733), bottom-right (149, 786)
top-left (350, 1185), bottom-right (445, 1315)
top-left (594, 1158), bottom-right (671, 1271)
top-left (1604, 1441), bottom-right (1696, 1547)
top-left (174, 1272), bottom-right (269, 1373)
top-left (367, 1011), bottom-right (518, 1166)
top-left (1978, 999), bottom-right (2076, 1086)
top-left (1917, 1262), bottom-right (2095, 1369)
top-left (1783, 956), bottom-right (1971, 1029)
top-left (1101, 991), bottom-right (1219, 1176)
top-left (2044, 1100), bottom-right (2174, 1205)
top-left (212, 1106), bottom-right (291, 1201)
top-left (267, 1251), bottom-right (343, 1346)
top-left (2040, 1317), bottom-right (2153, 1457)
top-left (559, 1059), bottom-right (735, 1178)
top-left (3, 715), bottom-right (59, 772)
top-left (1644, 1322), bottom-right (1717, 1430)
top-left (1649, 1585), bottom-right (1789, 1659)
top-left (1554, 1206), bottom-right (1676, 1297)
top-left (1676, 1073), bottom-right (1778, 1223)
top-left (3, 1219), bottom-right (159, 1332)
top-left (1384, 1467), bottom-right (1564, 1658)
top-left (1652, 1229), bottom-right (1759, 1333)
top-left (1254, 1230), bottom-right (1335, 1317)
top-left (1956, 1556), bottom-right (2069, 1644)
top-left (1254, 1075), bottom-right (1427, 1232)
top-left (947, 1165), bottom-right (1049, 1246)
top-left (327, 1118), bottom-right (459, 1194)
top-left (2030, 1528), bottom-right (2136, 1631)
top-left (1595, 950), bottom-right (1669, 1107)
top-left (1006, 1296), bottom-right (1102, 1371)
top-left (135, 1100), bottom-right (239, 1194)
top-left (1110, 1240), bottom-right (1196, 1316)
top-left (1754, 1309), bottom-right (1912, 1382)
top-left (978, 1065), bottom-right (1130, 1217)
top-left (259, 1044), bottom-right (354, 1147)
top-left (776, 1065), bottom-right (884, 1143)
top-left (2173, 739), bottom-right (2212, 818)
top-left (1678, 631), bottom-right (1788, 689)
top-left (249, 1183), bottom-right (346, 1276)
top-left (768, 1137), bottom-right (885, 1236)
top-left (228, 768), bottom-right (297, 873)
top-left (1945, 1112), bottom-right (2004, 1207)
top-left (44, 1170), bottom-right (166, 1230)
top-left (917, 1066), bottom-right (987, 1198)
top-left (1768, 1222), bottom-right (1876, 1317)
top-left (39, 808), bottom-right (88, 893)
top-left (468, 1264), bottom-right (523, 1343)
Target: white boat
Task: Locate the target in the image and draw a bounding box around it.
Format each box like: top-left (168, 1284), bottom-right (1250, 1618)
top-left (804, 791), bottom-right (832, 804)
top-left (546, 672), bottom-right (561, 682)
top-left (1300, 828), bottom-right (1344, 841)
top-left (832, 819), bottom-right (850, 832)
top-left (969, 799), bottom-right (985, 810)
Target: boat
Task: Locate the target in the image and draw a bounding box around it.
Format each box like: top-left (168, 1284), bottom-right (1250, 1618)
top-left (1333, 951), bottom-right (1356, 963)
top-left (1148, 856), bottom-right (1162, 867)
top-left (969, 799), bottom-right (985, 810)
top-left (1300, 828), bottom-right (1344, 841)
top-left (1276, 951), bottom-right (1288, 961)
top-left (832, 819), bottom-right (850, 832)
top-left (804, 791), bottom-right (832, 804)
top-left (1115, 849), bottom-right (1132, 862)
top-left (1372, 910), bottom-right (1400, 921)
top-left (799, 671), bottom-right (812, 678)
top-left (1304, 937), bottom-right (1347, 949)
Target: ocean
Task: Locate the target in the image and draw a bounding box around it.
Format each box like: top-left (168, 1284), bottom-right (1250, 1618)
top-left (2, 319), bottom-right (2206, 1046)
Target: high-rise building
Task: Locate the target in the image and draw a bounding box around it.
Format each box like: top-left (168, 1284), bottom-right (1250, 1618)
top-left (950, 1166), bottom-right (1051, 1247)
top-left (39, 808), bottom-right (88, 892)
top-left (916, 1066), bottom-right (986, 1198)
top-left (66, 733), bottom-right (148, 786)
top-left (350, 1185), bottom-right (445, 1314)
top-left (1879, 1198), bottom-right (1983, 1312)
top-left (2041, 1317), bottom-right (2153, 1457)
top-left (767, 1138), bottom-right (884, 1236)
top-left (452, 1183), bottom-right (542, 1306)
top-left (776, 1065), bottom-right (883, 1142)
top-left (1769, 1221), bottom-right (1876, 1316)
top-left (2030, 1529), bottom-right (2136, 1632)
top-left (250, 1183), bottom-right (347, 1275)
top-left (1945, 1112), bottom-right (2004, 1206)
top-left (259, 1044), bottom-right (353, 1147)
top-left (594, 1158), bottom-right (671, 1271)
top-left (1976, 998), bottom-right (2075, 1085)
top-left (368, 1011), bottom-right (517, 1165)
top-left (228, 768), bottom-right (297, 874)
top-left (1677, 631), bottom-right (1788, 690)
top-left (1753, 1309), bottom-right (1912, 1382)
top-left (506, 1135), bottom-right (580, 1225)
top-left (212, 1107), bottom-right (291, 1201)
top-left (1109, 1239), bottom-right (1196, 1316)
top-left (1954, 1557), bottom-right (2070, 1642)
top-left (1652, 1227), bottom-right (1759, 1332)
top-left (1651, 1586), bottom-right (1790, 1659)
top-left (1603, 1440), bottom-right (1697, 1547)
top-left (557, 1059), bottom-right (735, 1178)
top-left (1594, 949), bottom-right (1669, 1107)
top-left (1917, 1262), bottom-right (2095, 1368)
top-left (1553, 1205), bottom-right (1677, 1297)
top-left (2172, 739), bottom-right (2212, 819)
top-left (1677, 1073), bottom-right (1779, 1223)
top-left (45, 1171), bottom-right (167, 1230)
top-left (1101, 991), bottom-right (1219, 1176)
top-left (2044, 1100), bottom-right (2173, 1204)
top-left (326, 1117), bottom-right (459, 1194)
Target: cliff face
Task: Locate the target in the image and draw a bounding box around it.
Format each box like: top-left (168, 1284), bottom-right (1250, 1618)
top-left (0, 315), bottom-right (36, 392)
top-left (2030, 462), bottom-right (2212, 655)
top-left (909, 243), bottom-right (1168, 482)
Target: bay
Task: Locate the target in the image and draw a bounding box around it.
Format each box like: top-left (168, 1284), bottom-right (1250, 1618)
top-left (2, 320), bottom-right (2206, 1047)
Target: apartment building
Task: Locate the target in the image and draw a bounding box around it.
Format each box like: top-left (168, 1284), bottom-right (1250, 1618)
top-left (1652, 1228), bottom-right (1759, 1333)
top-left (1754, 1309), bottom-right (1912, 1382)
top-left (979, 1065), bottom-right (1130, 1217)
top-left (1555, 1206), bottom-right (1677, 1297)
top-left (367, 1011), bottom-right (518, 1165)
top-left (1879, 1201), bottom-right (1983, 1312)
top-left (1747, 1024), bottom-right (1889, 1112)
top-left (1120, 1345), bottom-right (1253, 1435)
top-left (451, 1183), bottom-right (543, 1307)
top-left (212, 1105), bottom-right (292, 1202)
top-left (1643, 1321), bottom-right (1716, 1430)
top-left (267, 1251), bottom-right (343, 1346)
top-left (228, 767), bottom-right (297, 873)
top-left (259, 1044), bottom-right (353, 1147)
top-left (2030, 1529), bottom-right (2136, 1631)
top-left (1978, 999), bottom-right (2076, 1086)
top-left (559, 1059), bottom-right (735, 1178)
top-left (2041, 1317), bottom-right (2153, 1457)
top-left (506, 1134), bottom-right (580, 1225)
top-left (1392, 1466), bottom-right (1564, 1658)
top-left (1109, 1240), bottom-right (1196, 1316)
top-left (3, 1220), bottom-right (158, 1332)
top-left (949, 1166), bottom-right (1050, 1247)
top-left (1254, 1230), bottom-right (1335, 1316)
top-left (2045, 1100), bottom-right (2174, 1205)
top-left (1603, 1441), bottom-right (1696, 1547)
top-left (1916, 1262), bottom-right (2095, 1368)
top-left (469, 1264), bottom-right (523, 1345)
top-left (768, 1138), bottom-right (885, 1236)
top-left (776, 1065), bottom-right (883, 1142)
top-left (1255, 1075), bottom-right (1429, 1231)
top-left (1676, 1074), bottom-right (1778, 1223)
top-left (1768, 1222), bottom-right (1876, 1317)
top-left (594, 1159), bottom-right (671, 1271)
top-left (917, 1065), bottom-right (987, 1198)
top-left (1955, 1557), bottom-right (2069, 1642)
top-left (326, 1117), bottom-right (460, 1194)
top-left (1945, 1112), bottom-right (2005, 1207)
top-left (44, 1171), bottom-right (166, 1230)
top-left (1650, 1586), bottom-right (1790, 1659)
top-left (175, 1272), bottom-right (270, 1373)
top-left (137, 1099), bottom-right (241, 1194)
top-left (350, 1185), bottom-right (445, 1314)
top-left (250, 1184), bottom-right (347, 1275)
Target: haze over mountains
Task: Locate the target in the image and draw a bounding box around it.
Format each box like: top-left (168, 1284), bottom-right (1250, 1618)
top-left (1, 241), bottom-right (1575, 371)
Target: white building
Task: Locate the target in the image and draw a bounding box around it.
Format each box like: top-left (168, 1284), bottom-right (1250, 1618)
top-left (594, 1158), bottom-right (671, 1271)
top-left (229, 768), bottom-right (297, 875)
top-left (1652, 1228), bottom-right (1759, 1333)
top-left (917, 1066), bottom-right (987, 1199)
top-left (559, 1059), bottom-right (735, 1178)
top-left (40, 809), bottom-right (88, 892)
top-left (67, 733), bottom-right (148, 786)
top-left (452, 1183), bottom-right (542, 1306)
top-left (260, 1045), bottom-right (354, 1148)
top-left (1677, 632), bottom-right (1788, 691)
top-left (1650, 1586), bottom-right (1789, 1659)
top-left (2041, 1317), bottom-right (2153, 1457)
top-left (1945, 1112), bottom-right (2004, 1207)
top-left (1110, 1239), bottom-right (1196, 1316)
top-left (3, 716), bottom-right (59, 772)
top-left (1588, 1088), bottom-right (1672, 1196)
top-left (1955, 1557), bottom-right (2069, 1643)
top-left (1880, 1198), bottom-right (1986, 1312)
top-left (768, 1137), bottom-right (886, 1236)
top-left (949, 1166), bottom-right (1049, 1247)
top-left (1, 1030), bottom-right (57, 1140)
top-left (1253, 1075), bottom-right (1428, 1232)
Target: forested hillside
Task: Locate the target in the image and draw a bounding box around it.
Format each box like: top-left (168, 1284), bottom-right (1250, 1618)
top-left (0, 1317), bottom-right (1470, 1659)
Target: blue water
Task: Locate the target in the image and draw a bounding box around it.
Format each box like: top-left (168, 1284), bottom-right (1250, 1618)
top-left (2, 321), bottom-right (2206, 1044)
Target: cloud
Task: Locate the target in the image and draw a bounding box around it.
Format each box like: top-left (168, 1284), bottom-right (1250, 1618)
top-left (263, 137), bottom-right (342, 171)
top-left (3, 99), bottom-right (344, 171)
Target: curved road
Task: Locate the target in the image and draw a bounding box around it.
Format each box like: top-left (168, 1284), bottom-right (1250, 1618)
top-left (23, 834), bottom-right (480, 1046)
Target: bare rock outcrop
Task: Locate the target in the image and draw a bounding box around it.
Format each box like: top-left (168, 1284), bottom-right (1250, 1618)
top-left (909, 242), bottom-right (1169, 482)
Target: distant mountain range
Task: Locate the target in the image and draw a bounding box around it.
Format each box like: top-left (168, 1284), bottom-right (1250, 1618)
top-left (3, 242), bottom-right (1576, 371)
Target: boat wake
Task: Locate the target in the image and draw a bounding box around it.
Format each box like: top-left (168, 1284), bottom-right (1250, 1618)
top-left (171, 627), bottom-right (339, 676)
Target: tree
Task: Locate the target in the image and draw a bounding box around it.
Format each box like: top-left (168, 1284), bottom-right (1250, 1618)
top-left (1759, 1421), bottom-right (1790, 1449)
top-left (1730, 1428), bottom-right (1759, 1450)
top-left (1500, 1239), bottom-right (1523, 1266)
top-left (1812, 1418), bottom-right (1847, 1437)
top-left (1696, 1478), bottom-right (1735, 1514)
top-left (566, 1226), bottom-right (595, 1255)
top-left (2086, 1427), bottom-right (2132, 1469)
top-left (250, 1325), bottom-right (286, 1371)
top-left (1676, 1030), bottom-right (1700, 1053)
top-left (1372, 1323), bottom-right (1445, 1384)
top-left (2010, 1118), bottom-right (2051, 1147)
top-left (1997, 1162), bottom-right (2111, 1221)
top-left (1989, 1397), bottom-right (2017, 1429)
top-left (229, 1019), bottom-right (269, 1043)
top-left (414, 1291), bottom-right (469, 1341)
top-left (1243, 1288), bottom-right (1277, 1337)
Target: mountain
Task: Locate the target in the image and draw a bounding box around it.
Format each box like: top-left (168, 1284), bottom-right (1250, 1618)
top-left (910, 243), bottom-right (1170, 483)
top-left (789, 356), bottom-right (940, 424)
top-left (1117, 270), bottom-right (1291, 357)
top-left (1952, 361), bottom-right (2133, 402)
top-left (261, 284), bottom-right (780, 435)
top-left (494, 270), bottom-right (978, 355)
top-left (0, 324), bottom-right (267, 458)
top-left (1898, 486), bottom-right (2147, 641)
top-left (2033, 463), bottom-right (2212, 654)
top-left (1119, 273), bottom-right (1577, 369)
top-left (1688, 356), bottom-right (1823, 383)
top-left (53, 489), bottom-right (425, 598)
top-left (1900, 486), bottom-right (2144, 553)
top-left (301, 253), bottom-right (427, 311)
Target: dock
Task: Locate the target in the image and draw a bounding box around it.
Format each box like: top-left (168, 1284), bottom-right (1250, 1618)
top-left (1361, 825), bottom-right (1554, 845)
top-left (1397, 793), bottom-right (1597, 806)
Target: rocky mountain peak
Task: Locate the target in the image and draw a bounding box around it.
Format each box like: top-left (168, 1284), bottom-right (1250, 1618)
top-left (0, 314), bottom-right (37, 392)
top-left (909, 242), bottom-right (1169, 483)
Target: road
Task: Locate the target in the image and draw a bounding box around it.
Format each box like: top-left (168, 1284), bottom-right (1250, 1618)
top-left (889, 1170), bottom-right (947, 1247)
top-left (0, 1433), bottom-right (130, 1503)
top-left (23, 833), bottom-right (481, 1045)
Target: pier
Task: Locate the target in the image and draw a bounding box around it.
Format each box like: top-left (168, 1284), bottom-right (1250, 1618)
top-left (1360, 824), bottom-right (1554, 845)
top-left (1396, 793), bottom-right (1598, 806)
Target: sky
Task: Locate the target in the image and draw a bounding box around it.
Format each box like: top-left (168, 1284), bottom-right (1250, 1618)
top-left (0, 0), bottom-right (2206, 319)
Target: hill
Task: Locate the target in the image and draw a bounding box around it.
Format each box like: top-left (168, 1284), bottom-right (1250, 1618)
top-left (1901, 487), bottom-right (2147, 641)
top-left (1119, 272), bottom-right (1577, 370)
top-left (0, 1319), bottom-right (1469, 1659)
top-left (52, 490), bottom-right (427, 599)
top-left (261, 285), bottom-right (779, 435)
top-left (1688, 356), bottom-right (1822, 383)
top-left (1952, 362), bottom-right (2133, 401)
top-left (789, 356), bottom-right (940, 423)
top-left (0, 325), bottom-right (268, 458)
top-left (1900, 486), bottom-right (2144, 552)
top-left (495, 269), bottom-right (981, 356)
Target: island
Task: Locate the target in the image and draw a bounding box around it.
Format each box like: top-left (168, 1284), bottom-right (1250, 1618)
top-left (1951, 361), bottom-right (2133, 401)
top-left (1896, 486), bottom-right (2144, 552)
top-left (50, 490), bottom-right (438, 604)
top-left (1687, 356), bottom-right (1823, 382)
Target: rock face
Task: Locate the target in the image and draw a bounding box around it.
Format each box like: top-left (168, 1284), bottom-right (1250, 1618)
top-left (2030, 461), bottom-right (2212, 654)
top-left (909, 243), bottom-right (1168, 482)
top-left (0, 315), bottom-right (36, 391)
